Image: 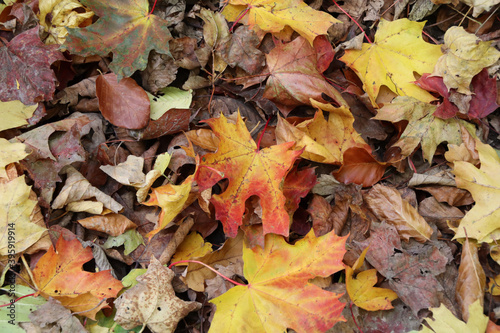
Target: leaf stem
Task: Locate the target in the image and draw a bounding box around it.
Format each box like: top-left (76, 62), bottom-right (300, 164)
top-left (149, 0), bottom-right (159, 15)
top-left (230, 6), bottom-right (251, 32)
top-left (169, 260), bottom-right (246, 286)
top-left (0, 293), bottom-right (36, 308)
top-left (330, 0), bottom-right (372, 44)
top-left (350, 302), bottom-right (364, 333)
top-left (256, 116), bottom-right (272, 151)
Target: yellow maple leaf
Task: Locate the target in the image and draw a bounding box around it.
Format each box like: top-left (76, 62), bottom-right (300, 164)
top-left (432, 26), bottom-right (500, 94)
top-left (452, 141), bottom-right (500, 243)
top-left (340, 18), bottom-right (442, 107)
top-left (0, 139), bottom-right (28, 179)
top-left (0, 100), bottom-right (37, 132)
top-left (171, 231), bottom-right (213, 265)
top-left (346, 246), bottom-right (398, 311)
top-left (221, 0), bottom-right (339, 45)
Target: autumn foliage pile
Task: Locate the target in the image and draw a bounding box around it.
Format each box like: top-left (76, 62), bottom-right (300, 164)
top-left (1, 0), bottom-right (500, 332)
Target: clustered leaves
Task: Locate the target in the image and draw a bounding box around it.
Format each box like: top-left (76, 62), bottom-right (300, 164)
top-left (0, 0), bottom-right (500, 332)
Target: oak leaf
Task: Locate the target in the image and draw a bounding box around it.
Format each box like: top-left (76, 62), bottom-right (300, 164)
top-left (452, 141), bottom-right (500, 243)
top-left (32, 236), bottom-right (123, 319)
top-left (114, 256), bottom-right (201, 333)
top-left (64, 0), bottom-right (172, 79)
top-left (340, 19), bottom-right (442, 107)
top-left (221, 0), bottom-right (339, 45)
top-left (195, 112), bottom-right (302, 238)
top-left (373, 96), bottom-right (475, 163)
top-left (210, 230), bottom-right (347, 332)
top-left (346, 246), bottom-right (398, 311)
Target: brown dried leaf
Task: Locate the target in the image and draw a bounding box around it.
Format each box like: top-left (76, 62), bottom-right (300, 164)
top-left (77, 213), bottom-right (137, 237)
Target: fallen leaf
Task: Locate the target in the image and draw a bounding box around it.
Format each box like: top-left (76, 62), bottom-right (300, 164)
top-left (170, 231), bottom-right (213, 265)
top-left (77, 213), bottom-right (137, 237)
top-left (22, 298), bottom-right (87, 333)
top-left (222, 0), bottom-right (339, 45)
top-left (432, 26), bottom-right (500, 94)
top-left (365, 184), bottom-right (433, 242)
top-left (147, 87), bottom-right (192, 121)
top-left (0, 100), bottom-right (37, 131)
top-left (373, 96), bottom-right (476, 163)
top-left (64, 0), bottom-right (172, 79)
top-left (263, 37), bottom-right (347, 115)
top-left (114, 256), bottom-right (200, 333)
top-left (283, 165), bottom-right (317, 214)
top-left (195, 112), bottom-right (302, 238)
top-left (0, 139), bottom-right (28, 179)
top-left (102, 229), bottom-right (144, 256)
top-left (346, 246), bottom-right (398, 311)
top-left (333, 147), bottom-right (387, 187)
top-left (33, 236), bottom-right (123, 319)
top-left (468, 68), bottom-right (499, 119)
top-left (210, 230), bottom-right (347, 332)
top-left (459, 0), bottom-right (500, 17)
top-left (96, 73), bottom-right (150, 129)
top-left (221, 25), bottom-right (265, 74)
top-left (417, 299), bottom-right (488, 333)
top-left (415, 73), bottom-right (459, 119)
top-left (0, 27), bottom-right (65, 104)
top-left (340, 19), bottom-right (442, 107)
top-left (452, 140), bottom-right (500, 243)
top-left (199, 8), bottom-right (230, 73)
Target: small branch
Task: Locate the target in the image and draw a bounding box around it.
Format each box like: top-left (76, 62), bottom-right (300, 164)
top-left (169, 260), bottom-right (247, 287)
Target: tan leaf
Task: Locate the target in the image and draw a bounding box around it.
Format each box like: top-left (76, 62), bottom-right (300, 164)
top-left (77, 213), bottom-right (137, 237)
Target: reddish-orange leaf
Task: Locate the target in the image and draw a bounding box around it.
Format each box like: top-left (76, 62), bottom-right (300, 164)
top-left (195, 112), bottom-right (302, 238)
top-left (32, 236), bottom-right (123, 319)
top-left (210, 230), bottom-right (347, 332)
top-left (333, 147), bottom-right (387, 187)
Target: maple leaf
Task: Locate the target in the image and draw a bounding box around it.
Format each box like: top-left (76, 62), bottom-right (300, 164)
top-left (0, 100), bottom-right (37, 132)
top-left (0, 139), bottom-right (28, 178)
top-left (195, 112), bottom-right (302, 238)
top-left (210, 230), bottom-right (347, 332)
top-left (340, 19), bottom-right (442, 107)
top-left (114, 256), bottom-right (201, 333)
top-left (432, 26), bottom-right (500, 94)
top-left (170, 231), bottom-right (213, 265)
top-left (0, 27), bottom-right (65, 105)
top-left (64, 0), bottom-right (172, 79)
top-left (373, 96), bottom-right (476, 163)
top-left (32, 236), bottom-right (123, 319)
top-left (452, 140), bottom-right (500, 243)
top-left (263, 37), bottom-right (348, 115)
top-left (221, 0), bottom-right (339, 45)
top-left (346, 246), bottom-right (398, 311)
top-left (415, 300), bottom-right (488, 333)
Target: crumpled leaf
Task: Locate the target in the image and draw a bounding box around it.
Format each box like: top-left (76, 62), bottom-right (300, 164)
top-left (416, 300), bottom-right (488, 333)
top-left (0, 100), bottom-right (37, 132)
top-left (0, 27), bottom-right (65, 104)
top-left (77, 213), bottom-right (137, 237)
top-left (0, 139), bottom-right (28, 179)
top-left (364, 184), bottom-right (433, 242)
top-left (373, 96), bottom-right (476, 163)
top-left (458, 0), bottom-right (500, 17)
top-left (195, 112), bottom-right (302, 238)
top-left (456, 238), bottom-right (486, 321)
top-left (32, 236), bottom-right (123, 319)
top-left (64, 0), bottom-right (172, 79)
top-left (452, 140), bottom-right (500, 243)
top-left (199, 8), bottom-right (230, 73)
top-left (221, 0), bottom-right (339, 45)
top-left (114, 256), bottom-right (201, 333)
top-left (210, 230), bottom-right (347, 332)
top-left (432, 26), bottom-right (500, 94)
top-left (263, 37), bottom-right (347, 115)
top-left (0, 176), bottom-right (47, 256)
top-left (340, 19), bottom-right (442, 107)
top-left (346, 246), bottom-right (398, 311)
top-left (52, 165), bottom-right (123, 213)
top-left (38, 0), bottom-right (94, 45)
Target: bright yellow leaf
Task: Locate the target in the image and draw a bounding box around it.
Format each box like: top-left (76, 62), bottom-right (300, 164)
top-left (340, 18), bottom-right (442, 107)
top-left (432, 26), bottom-right (500, 94)
top-left (453, 141), bottom-right (500, 243)
top-left (346, 246), bottom-right (398, 311)
top-left (222, 0), bottom-right (339, 45)
top-left (0, 100), bottom-right (37, 132)
top-left (171, 231), bottom-right (213, 265)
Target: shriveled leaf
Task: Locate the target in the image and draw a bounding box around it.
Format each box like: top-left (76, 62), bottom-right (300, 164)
top-left (0, 27), bottom-right (65, 104)
top-left (346, 247), bottom-right (398, 311)
top-left (0, 100), bottom-right (37, 131)
top-left (433, 26), bottom-right (500, 94)
top-left (416, 300), bottom-right (488, 333)
top-left (453, 141), bottom-right (500, 243)
top-left (263, 37), bottom-right (347, 115)
top-left (171, 231), bottom-right (213, 265)
top-left (77, 213), bottom-right (137, 237)
top-left (65, 0), bottom-right (172, 79)
top-left (32, 236), bottom-right (123, 319)
top-left (114, 256), bottom-right (200, 333)
top-left (459, 0), bottom-right (500, 17)
top-left (340, 19), bottom-right (442, 107)
top-left (195, 112), bottom-right (302, 238)
top-left (22, 298), bottom-right (87, 333)
top-left (456, 238), bottom-right (486, 321)
top-left (222, 0), bottom-right (339, 45)
top-left (364, 184), bottom-right (433, 242)
top-left (210, 230), bottom-right (347, 332)
top-left (0, 176), bottom-right (46, 256)
top-left (96, 73), bottom-right (150, 129)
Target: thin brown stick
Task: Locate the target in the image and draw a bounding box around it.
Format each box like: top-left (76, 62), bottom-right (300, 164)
top-left (158, 216), bottom-right (195, 265)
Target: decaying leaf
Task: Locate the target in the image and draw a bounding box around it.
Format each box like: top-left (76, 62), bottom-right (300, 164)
top-left (77, 213), bottom-right (137, 237)
top-left (0, 139), bottom-right (28, 178)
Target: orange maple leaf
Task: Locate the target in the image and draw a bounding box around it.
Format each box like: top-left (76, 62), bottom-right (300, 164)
top-left (32, 236), bottom-right (123, 319)
top-left (210, 230), bottom-right (347, 332)
top-left (195, 112), bottom-right (302, 238)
